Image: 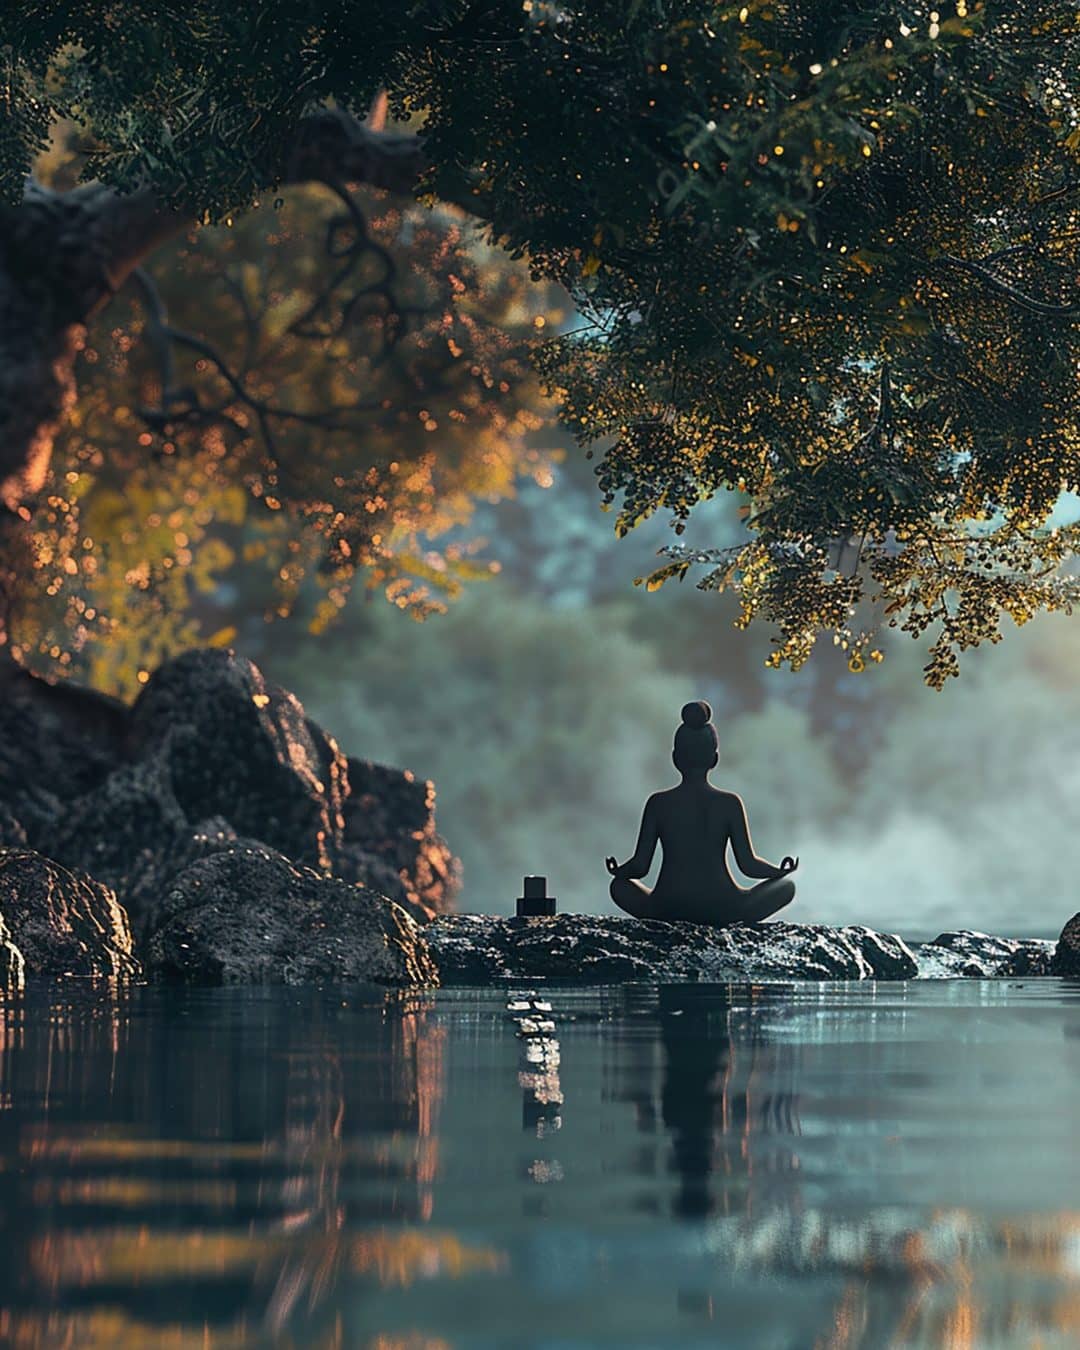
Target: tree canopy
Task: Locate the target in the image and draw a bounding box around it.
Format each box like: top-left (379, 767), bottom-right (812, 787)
top-left (3, 1), bottom-right (1080, 685)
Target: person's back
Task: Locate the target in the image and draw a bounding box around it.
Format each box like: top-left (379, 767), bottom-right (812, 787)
top-left (606, 701), bottom-right (798, 927)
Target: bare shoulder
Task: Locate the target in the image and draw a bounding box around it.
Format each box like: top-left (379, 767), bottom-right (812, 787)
top-left (711, 788), bottom-right (746, 816)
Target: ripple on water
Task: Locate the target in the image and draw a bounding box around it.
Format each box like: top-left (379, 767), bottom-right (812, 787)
top-left (0, 978), bottom-right (1079, 1348)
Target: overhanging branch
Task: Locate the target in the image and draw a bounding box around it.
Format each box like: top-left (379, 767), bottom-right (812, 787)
top-left (937, 253), bottom-right (1080, 318)
top-left (0, 108), bottom-right (438, 514)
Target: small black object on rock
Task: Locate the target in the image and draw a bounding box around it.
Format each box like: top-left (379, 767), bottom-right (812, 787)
top-left (517, 875), bottom-right (556, 917)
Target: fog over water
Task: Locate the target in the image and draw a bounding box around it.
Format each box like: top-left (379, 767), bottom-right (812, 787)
top-left (271, 466), bottom-right (1079, 941)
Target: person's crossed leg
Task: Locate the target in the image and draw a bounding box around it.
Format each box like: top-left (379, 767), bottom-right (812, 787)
top-left (609, 874), bottom-right (795, 926)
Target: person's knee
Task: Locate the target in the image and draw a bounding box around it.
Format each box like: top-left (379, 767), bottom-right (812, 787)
top-left (611, 876), bottom-right (636, 908)
top-left (611, 876), bottom-right (651, 918)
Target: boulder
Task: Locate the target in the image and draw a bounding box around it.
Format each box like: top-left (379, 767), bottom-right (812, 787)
top-left (330, 842), bottom-right (432, 924)
top-left (338, 757), bottom-right (460, 917)
top-left (0, 848), bottom-right (139, 978)
top-left (424, 914), bottom-right (918, 985)
top-left (917, 930), bottom-right (1056, 978)
top-left (120, 816), bottom-right (242, 938)
top-left (128, 649), bottom-right (348, 869)
top-left (1051, 913), bottom-right (1080, 975)
top-left (144, 844), bottom-right (438, 986)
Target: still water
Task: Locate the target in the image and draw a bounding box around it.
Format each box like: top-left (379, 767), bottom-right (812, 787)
top-left (1, 979), bottom-right (1079, 1349)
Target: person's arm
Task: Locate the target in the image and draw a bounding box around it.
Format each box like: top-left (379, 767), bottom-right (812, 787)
top-left (727, 794), bottom-right (784, 881)
top-left (611, 796), bottom-right (659, 880)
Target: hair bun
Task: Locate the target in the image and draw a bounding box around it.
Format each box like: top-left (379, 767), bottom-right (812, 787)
top-left (680, 700), bottom-right (712, 730)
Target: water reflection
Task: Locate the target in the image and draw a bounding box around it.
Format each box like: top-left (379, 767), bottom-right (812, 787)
top-left (655, 986), bottom-right (800, 1218)
top-left (0, 984), bottom-right (500, 1347)
top-left (0, 981), bottom-right (1079, 1347)
top-left (508, 993), bottom-right (562, 1137)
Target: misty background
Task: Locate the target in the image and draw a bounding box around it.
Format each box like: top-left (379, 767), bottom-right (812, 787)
top-left (236, 443), bottom-right (1077, 940)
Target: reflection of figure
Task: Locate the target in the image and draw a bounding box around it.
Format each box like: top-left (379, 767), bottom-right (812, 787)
top-left (659, 989), bottom-right (732, 1218)
top-left (655, 988), bottom-right (802, 1220)
top-left (607, 701), bottom-right (798, 926)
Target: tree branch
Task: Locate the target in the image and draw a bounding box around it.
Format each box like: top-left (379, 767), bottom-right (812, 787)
top-left (131, 266), bottom-right (382, 453)
top-left (0, 108), bottom-right (436, 516)
top-left (937, 253), bottom-right (1080, 318)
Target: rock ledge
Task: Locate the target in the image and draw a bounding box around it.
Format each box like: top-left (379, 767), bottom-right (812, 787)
top-left (426, 914), bottom-right (920, 984)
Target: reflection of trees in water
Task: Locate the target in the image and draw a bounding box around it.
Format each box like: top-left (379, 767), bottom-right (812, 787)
top-left (0, 985), bottom-right (499, 1347)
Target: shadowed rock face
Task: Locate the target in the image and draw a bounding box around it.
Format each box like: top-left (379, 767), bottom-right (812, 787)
top-left (425, 914), bottom-right (920, 984)
top-left (144, 844), bottom-right (438, 986)
top-left (334, 757), bottom-right (462, 921)
top-left (46, 733), bottom-right (190, 935)
top-left (1052, 913), bottom-right (1080, 975)
top-left (0, 849), bottom-right (138, 978)
top-left (129, 650), bottom-right (347, 871)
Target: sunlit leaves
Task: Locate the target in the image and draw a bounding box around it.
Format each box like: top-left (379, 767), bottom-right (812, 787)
top-left (16, 174), bottom-right (558, 695)
top-left (5, 2), bottom-right (1080, 685)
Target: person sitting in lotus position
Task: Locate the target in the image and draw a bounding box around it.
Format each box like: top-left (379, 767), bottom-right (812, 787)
top-left (606, 701), bottom-right (798, 926)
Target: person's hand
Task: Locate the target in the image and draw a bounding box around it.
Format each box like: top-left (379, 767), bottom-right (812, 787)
top-left (779, 855), bottom-right (799, 875)
top-left (605, 856), bottom-right (619, 877)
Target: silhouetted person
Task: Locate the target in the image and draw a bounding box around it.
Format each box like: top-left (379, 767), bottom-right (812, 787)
top-left (606, 701), bottom-right (797, 925)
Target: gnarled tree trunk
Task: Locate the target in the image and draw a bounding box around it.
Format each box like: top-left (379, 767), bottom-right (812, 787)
top-left (0, 110), bottom-right (429, 655)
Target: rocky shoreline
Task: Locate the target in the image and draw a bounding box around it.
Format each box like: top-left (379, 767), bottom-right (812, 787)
top-left (0, 648), bottom-right (456, 986)
top-left (0, 647), bottom-right (1078, 990)
top-left (425, 914), bottom-right (1073, 985)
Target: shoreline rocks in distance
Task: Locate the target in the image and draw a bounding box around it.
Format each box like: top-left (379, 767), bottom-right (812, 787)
top-left (425, 914), bottom-right (921, 984)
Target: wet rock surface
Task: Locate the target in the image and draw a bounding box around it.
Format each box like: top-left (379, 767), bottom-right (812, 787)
top-left (0, 910), bottom-right (24, 989)
top-left (916, 930), bottom-right (1057, 978)
top-left (0, 648), bottom-right (460, 972)
top-left (145, 844), bottom-right (437, 986)
top-left (426, 914), bottom-right (920, 984)
top-left (0, 848), bottom-right (138, 978)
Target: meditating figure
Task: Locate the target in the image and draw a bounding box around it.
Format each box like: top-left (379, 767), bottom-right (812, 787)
top-left (606, 701), bottom-right (797, 926)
